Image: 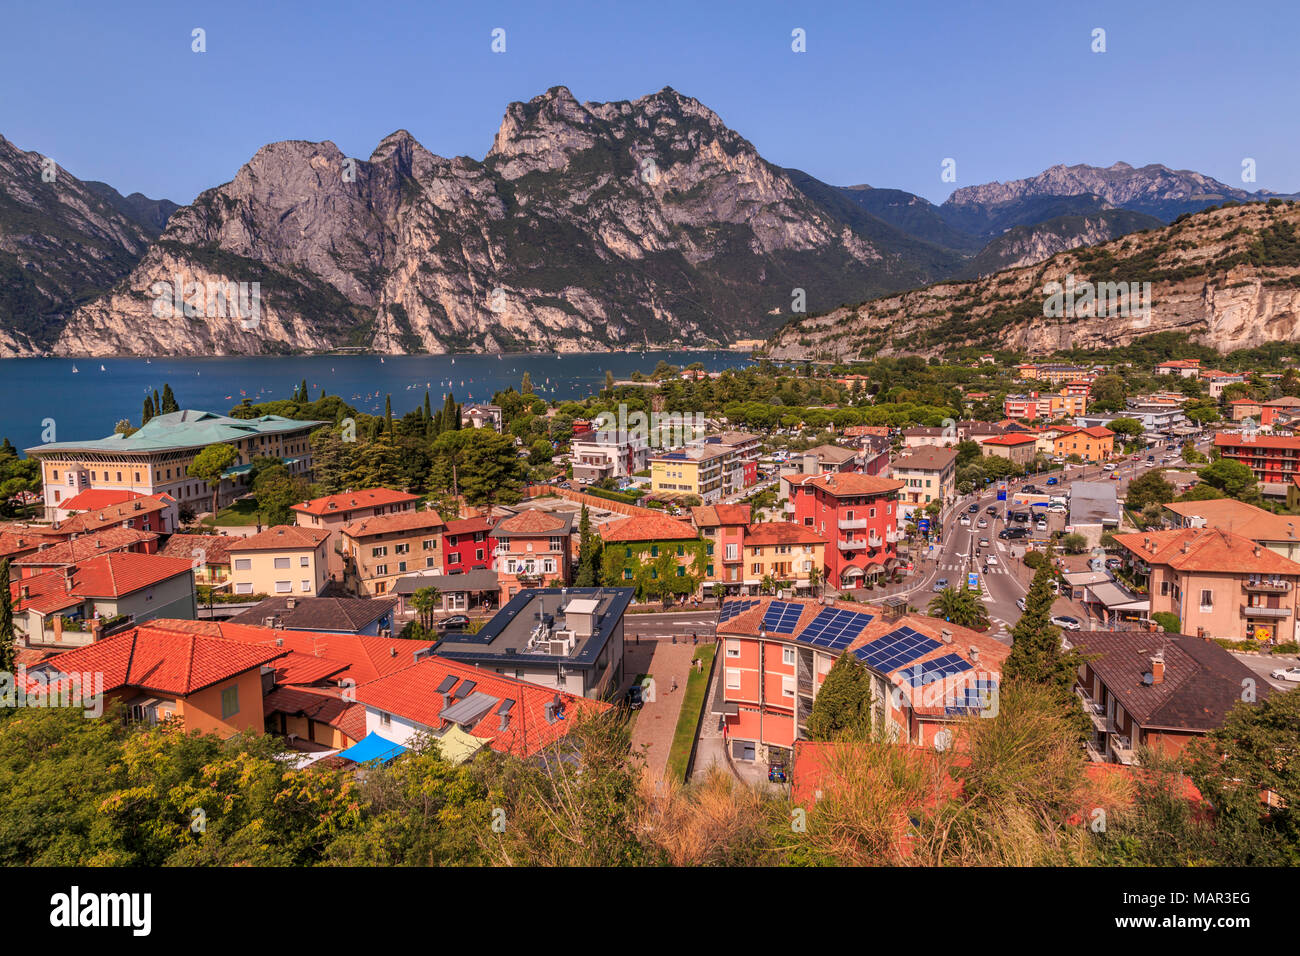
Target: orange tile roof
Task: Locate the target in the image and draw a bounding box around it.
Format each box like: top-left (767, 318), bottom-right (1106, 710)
top-left (262, 685), bottom-right (367, 743)
top-left (57, 489), bottom-right (146, 512)
top-left (795, 473), bottom-right (905, 497)
top-left (742, 522), bottom-right (827, 547)
top-left (147, 619), bottom-right (436, 685)
top-left (353, 656), bottom-right (611, 757)
top-left (444, 516), bottom-right (495, 536)
top-left (1113, 528), bottom-right (1300, 575)
top-left (227, 525), bottom-right (330, 552)
top-left (0, 529), bottom-right (63, 561)
top-left (47, 623), bottom-right (288, 697)
top-left (690, 504), bottom-right (752, 527)
top-left (12, 527), bottom-right (157, 568)
top-left (12, 553), bottom-right (194, 613)
top-left (1215, 432), bottom-right (1300, 450)
top-left (292, 488), bottom-right (419, 517)
top-left (493, 509), bottom-right (571, 536)
top-left (341, 510), bottom-right (446, 539)
top-left (1161, 499), bottom-right (1300, 542)
top-left (980, 433), bottom-right (1038, 446)
top-left (49, 495), bottom-right (170, 536)
top-left (158, 533), bottom-right (238, 566)
top-left (600, 513), bottom-right (699, 543)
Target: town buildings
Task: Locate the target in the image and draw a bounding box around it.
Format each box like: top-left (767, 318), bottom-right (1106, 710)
top-left (691, 504), bottom-right (751, 594)
top-left (433, 587), bottom-right (634, 698)
top-left (158, 533), bottom-right (236, 587)
top-left (713, 597), bottom-right (1007, 764)
top-left (442, 516), bottom-right (496, 575)
top-left (1003, 389), bottom-right (1088, 422)
top-left (1113, 528), bottom-right (1300, 644)
top-left (740, 522), bottom-right (827, 595)
top-left (1053, 426), bottom-right (1115, 462)
top-left (1213, 431), bottom-right (1300, 484)
top-left (648, 446), bottom-right (728, 503)
top-left (227, 595), bottom-right (399, 636)
top-left (292, 488), bottom-right (420, 581)
top-left (490, 509), bottom-right (574, 601)
top-left (27, 410), bottom-right (323, 521)
top-left (978, 432), bottom-right (1038, 467)
top-left (570, 432), bottom-right (649, 482)
top-left (1161, 498), bottom-right (1300, 561)
top-left (461, 404), bottom-right (504, 431)
top-left (1072, 629), bottom-right (1269, 765)
top-left (788, 472), bottom-right (904, 589)
top-left (227, 525), bottom-right (331, 599)
top-left (339, 510), bottom-right (447, 596)
top-left (686, 431), bottom-right (761, 495)
top-left (890, 447), bottom-right (957, 512)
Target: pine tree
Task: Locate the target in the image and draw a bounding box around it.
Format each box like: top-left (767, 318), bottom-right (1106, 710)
top-left (604, 370), bottom-right (614, 393)
top-left (384, 395), bottom-right (393, 434)
top-left (160, 383), bottom-right (179, 414)
top-left (575, 505), bottom-right (601, 587)
top-left (0, 559), bottom-right (14, 677)
top-left (142, 395), bottom-right (155, 426)
top-left (443, 393), bottom-right (459, 431)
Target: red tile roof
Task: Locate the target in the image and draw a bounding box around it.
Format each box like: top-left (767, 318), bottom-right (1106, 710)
top-left (690, 504), bottom-right (752, 527)
top-left (1215, 432), bottom-right (1300, 450)
top-left (1113, 528), bottom-right (1300, 575)
top-left (742, 522), bottom-right (827, 547)
top-left (341, 510), bottom-right (446, 539)
top-left (794, 473), bottom-right (905, 497)
top-left (158, 533), bottom-right (238, 566)
top-left (12, 553), bottom-right (194, 613)
top-left (58, 489), bottom-right (148, 513)
top-left (493, 509), bottom-right (570, 535)
top-left (147, 619), bottom-right (436, 685)
top-left (226, 525), bottom-right (330, 552)
top-left (353, 656), bottom-right (611, 757)
top-left (292, 488), bottom-right (418, 517)
top-left (48, 495), bottom-right (170, 536)
top-left (47, 623), bottom-right (288, 697)
top-left (0, 528), bottom-right (67, 561)
top-left (12, 527), bottom-right (157, 568)
top-left (444, 516), bottom-right (495, 536)
top-left (600, 513), bottom-right (699, 543)
top-left (979, 433), bottom-right (1038, 447)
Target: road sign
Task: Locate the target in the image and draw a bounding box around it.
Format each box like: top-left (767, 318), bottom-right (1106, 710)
top-left (917, 517), bottom-right (930, 534)
top-left (967, 572), bottom-right (979, 590)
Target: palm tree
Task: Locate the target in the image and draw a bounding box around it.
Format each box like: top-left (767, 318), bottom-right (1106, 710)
top-left (411, 586), bottom-right (440, 634)
top-left (808, 565), bottom-right (822, 599)
top-left (926, 586), bottom-right (989, 629)
top-left (761, 573), bottom-right (776, 596)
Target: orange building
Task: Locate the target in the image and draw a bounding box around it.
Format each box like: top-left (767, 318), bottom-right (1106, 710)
top-left (339, 510), bottom-right (447, 596)
top-left (293, 488), bottom-right (420, 581)
top-left (1053, 426), bottom-right (1115, 462)
top-left (490, 509), bottom-right (574, 601)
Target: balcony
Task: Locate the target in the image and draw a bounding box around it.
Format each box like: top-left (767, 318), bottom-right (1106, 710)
top-left (1108, 733), bottom-right (1138, 766)
top-left (838, 518), bottom-right (867, 531)
top-left (837, 539), bottom-right (867, 551)
top-left (1075, 685), bottom-right (1109, 733)
top-left (1243, 580), bottom-right (1292, 594)
top-left (783, 502), bottom-right (795, 514)
top-left (867, 533), bottom-right (884, 548)
top-left (1242, 604), bottom-right (1291, 619)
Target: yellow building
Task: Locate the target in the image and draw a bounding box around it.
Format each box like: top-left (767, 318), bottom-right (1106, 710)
top-left (740, 522), bottom-right (828, 593)
top-left (227, 525), bottom-right (331, 598)
top-left (27, 409), bottom-right (324, 520)
top-left (1053, 426), bottom-right (1115, 463)
top-left (649, 447), bottom-right (727, 504)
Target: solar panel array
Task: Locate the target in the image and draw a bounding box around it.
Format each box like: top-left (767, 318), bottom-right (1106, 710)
top-left (854, 625), bottom-right (942, 672)
top-left (899, 653), bottom-right (973, 687)
top-left (945, 679), bottom-right (998, 715)
top-left (718, 599), bottom-right (760, 623)
top-left (799, 607), bottom-right (875, 650)
top-left (761, 601), bottom-right (804, 634)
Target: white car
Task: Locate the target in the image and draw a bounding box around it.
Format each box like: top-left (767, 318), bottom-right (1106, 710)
top-left (1048, 505), bottom-right (1067, 514)
top-left (985, 555), bottom-right (998, 567)
top-left (1036, 521), bottom-right (1048, 531)
top-left (1051, 615), bottom-right (1082, 631)
top-left (959, 515), bottom-right (970, 525)
top-left (1102, 463), bottom-right (1117, 471)
top-left (1270, 666), bottom-right (1300, 683)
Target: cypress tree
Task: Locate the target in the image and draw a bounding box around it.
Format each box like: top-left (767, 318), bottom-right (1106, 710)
top-left (160, 383), bottom-right (179, 414)
top-left (299, 378), bottom-right (309, 402)
top-left (423, 390), bottom-right (433, 422)
top-left (0, 559), bottom-right (13, 677)
top-left (807, 652), bottom-right (873, 741)
top-left (384, 395), bottom-right (393, 433)
top-left (142, 395), bottom-right (155, 426)
top-left (153, 388), bottom-right (161, 413)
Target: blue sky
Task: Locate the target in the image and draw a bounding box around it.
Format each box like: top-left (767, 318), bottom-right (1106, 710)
top-left (2, 0), bottom-right (1295, 205)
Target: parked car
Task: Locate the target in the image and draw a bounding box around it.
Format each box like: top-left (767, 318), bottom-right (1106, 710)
top-left (1051, 615), bottom-right (1082, 631)
top-left (768, 759), bottom-right (788, 783)
top-left (1046, 476), bottom-right (1059, 485)
top-left (1048, 504), bottom-right (1067, 514)
top-left (1036, 520), bottom-right (1048, 531)
top-left (625, 684), bottom-right (646, 710)
top-left (438, 614), bottom-right (472, 630)
top-left (1016, 597), bottom-right (1027, 612)
top-left (1270, 666), bottom-right (1300, 683)
top-left (933, 579), bottom-right (949, 592)
top-left (1105, 557), bottom-right (1122, 570)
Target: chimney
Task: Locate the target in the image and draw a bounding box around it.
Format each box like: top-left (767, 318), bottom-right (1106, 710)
top-left (20, 585), bottom-right (29, 600)
top-left (1254, 545), bottom-right (1262, 558)
top-left (389, 647), bottom-right (397, 657)
top-left (286, 597), bottom-right (296, 610)
top-left (969, 645), bottom-right (980, 663)
top-left (275, 637), bottom-right (283, 647)
top-left (941, 628), bottom-right (953, 644)
top-left (1151, 652), bottom-right (1165, 685)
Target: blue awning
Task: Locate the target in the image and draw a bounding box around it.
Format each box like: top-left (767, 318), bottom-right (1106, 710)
top-left (337, 731), bottom-right (406, 765)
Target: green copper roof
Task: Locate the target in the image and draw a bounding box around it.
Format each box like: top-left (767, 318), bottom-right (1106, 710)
top-left (27, 410), bottom-right (328, 456)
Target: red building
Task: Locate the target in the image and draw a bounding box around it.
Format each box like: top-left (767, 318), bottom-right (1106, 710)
top-left (788, 472), bottom-right (904, 589)
top-left (442, 516), bottom-right (496, 574)
top-left (1214, 431), bottom-right (1300, 484)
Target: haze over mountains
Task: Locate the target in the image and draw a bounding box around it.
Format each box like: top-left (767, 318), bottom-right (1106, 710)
top-left (0, 89), bottom-right (1292, 357)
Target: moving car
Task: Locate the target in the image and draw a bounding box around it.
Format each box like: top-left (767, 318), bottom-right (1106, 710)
top-left (969, 503), bottom-right (980, 513)
top-left (959, 515), bottom-right (971, 525)
top-left (933, 578), bottom-right (949, 592)
top-left (1270, 666), bottom-right (1300, 683)
top-left (986, 505), bottom-right (999, 515)
top-left (1051, 615), bottom-right (1082, 631)
top-left (1102, 463), bottom-right (1117, 471)
top-left (1046, 476), bottom-right (1059, 485)
top-left (979, 538), bottom-right (990, 548)
top-left (985, 556), bottom-right (998, 568)
top-left (977, 518), bottom-right (988, 528)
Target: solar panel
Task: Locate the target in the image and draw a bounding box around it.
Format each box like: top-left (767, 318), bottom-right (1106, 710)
top-left (944, 679), bottom-right (997, 715)
top-left (854, 625), bottom-right (943, 673)
top-left (435, 675), bottom-right (458, 695)
top-left (900, 653), bottom-right (973, 687)
top-left (799, 607), bottom-right (875, 649)
top-left (761, 601), bottom-right (803, 634)
top-left (718, 598), bottom-right (760, 623)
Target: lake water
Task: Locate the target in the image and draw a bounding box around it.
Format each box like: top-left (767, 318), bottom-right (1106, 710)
top-left (0, 351), bottom-right (754, 452)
